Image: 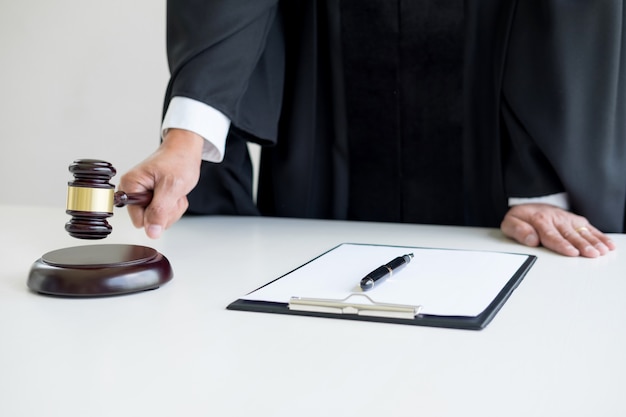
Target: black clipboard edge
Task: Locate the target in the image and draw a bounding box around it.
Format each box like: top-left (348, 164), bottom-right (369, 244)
top-left (227, 251), bottom-right (537, 331)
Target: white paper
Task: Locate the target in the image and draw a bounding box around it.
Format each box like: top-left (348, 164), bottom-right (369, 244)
top-left (241, 243), bottom-right (530, 317)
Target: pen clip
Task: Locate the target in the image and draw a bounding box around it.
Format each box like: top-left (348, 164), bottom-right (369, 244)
top-left (289, 293), bottom-right (422, 320)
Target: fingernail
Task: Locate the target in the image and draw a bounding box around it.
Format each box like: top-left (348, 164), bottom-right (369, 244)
top-left (595, 243), bottom-right (608, 254)
top-left (147, 224), bottom-right (163, 239)
top-left (584, 245), bottom-right (599, 257)
top-left (565, 245), bottom-right (580, 256)
top-left (524, 234), bottom-right (538, 246)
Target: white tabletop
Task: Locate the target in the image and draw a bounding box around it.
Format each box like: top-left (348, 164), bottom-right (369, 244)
top-left (1, 204), bottom-right (625, 417)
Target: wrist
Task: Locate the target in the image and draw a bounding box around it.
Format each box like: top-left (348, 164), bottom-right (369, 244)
top-left (161, 128), bottom-right (205, 159)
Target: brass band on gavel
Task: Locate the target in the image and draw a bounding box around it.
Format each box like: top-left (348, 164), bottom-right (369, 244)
top-left (66, 186), bottom-right (115, 213)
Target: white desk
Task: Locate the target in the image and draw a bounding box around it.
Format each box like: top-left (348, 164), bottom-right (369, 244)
top-left (1, 204), bottom-right (625, 417)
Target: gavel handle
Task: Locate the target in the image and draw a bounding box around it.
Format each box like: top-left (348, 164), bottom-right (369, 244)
top-left (114, 191), bottom-right (153, 208)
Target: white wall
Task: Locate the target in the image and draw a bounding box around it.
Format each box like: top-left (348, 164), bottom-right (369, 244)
top-left (0, 0), bottom-right (169, 207)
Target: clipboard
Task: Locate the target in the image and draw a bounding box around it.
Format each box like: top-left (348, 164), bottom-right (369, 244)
top-left (227, 243), bottom-right (537, 330)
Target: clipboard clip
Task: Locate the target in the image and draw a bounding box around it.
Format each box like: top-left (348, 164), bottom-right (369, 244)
top-left (288, 293), bottom-right (422, 320)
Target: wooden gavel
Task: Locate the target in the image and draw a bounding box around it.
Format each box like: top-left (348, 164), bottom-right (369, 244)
top-left (65, 159), bottom-right (152, 239)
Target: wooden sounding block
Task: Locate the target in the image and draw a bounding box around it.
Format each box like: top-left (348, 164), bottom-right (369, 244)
top-left (28, 244), bottom-right (172, 296)
top-left (27, 159), bottom-right (173, 297)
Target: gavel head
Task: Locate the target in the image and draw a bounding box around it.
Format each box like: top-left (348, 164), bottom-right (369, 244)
top-left (65, 159), bottom-right (118, 239)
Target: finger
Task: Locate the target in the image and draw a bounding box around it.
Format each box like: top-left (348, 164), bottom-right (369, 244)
top-left (536, 223), bottom-right (580, 257)
top-left (143, 180), bottom-right (188, 239)
top-left (118, 171), bottom-right (152, 229)
top-left (500, 214), bottom-right (540, 247)
top-left (555, 223), bottom-right (600, 258)
top-left (167, 197), bottom-right (189, 228)
top-left (143, 200), bottom-right (188, 239)
top-left (126, 205), bottom-right (146, 229)
top-left (581, 224), bottom-right (616, 251)
top-left (152, 196), bottom-right (189, 231)
top-left (573, 225), bottom-right (614, 255)
top-left (143, 199), bottom-right (170, 239)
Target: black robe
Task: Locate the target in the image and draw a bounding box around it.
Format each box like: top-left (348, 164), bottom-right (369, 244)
top-left (166, 0), bottom-right (626, 232)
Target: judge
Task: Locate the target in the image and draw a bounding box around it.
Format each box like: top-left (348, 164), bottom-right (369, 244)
top-left (120, 0), bottom-right (621, 257)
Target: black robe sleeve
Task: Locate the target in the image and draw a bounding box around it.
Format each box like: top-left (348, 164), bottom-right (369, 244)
top-left (165, 0), bottom-right (284, 142)
top-left (502, 1), bottom-right (626, 232)
top-left (466, 0), bottom-right (626, 232)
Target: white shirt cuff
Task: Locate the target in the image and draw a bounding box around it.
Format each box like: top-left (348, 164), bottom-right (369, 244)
top-left (162, 96), bottom-right (231, 162)
top-left (508, 192), bottom-right (570, 210)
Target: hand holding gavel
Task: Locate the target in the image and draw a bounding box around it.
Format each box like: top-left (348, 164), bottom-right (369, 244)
top-left (28, 159), bottom-right (173, 297)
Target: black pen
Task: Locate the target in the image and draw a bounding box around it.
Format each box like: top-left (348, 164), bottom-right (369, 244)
top-left (359, 253), bottom-right (414, 291)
